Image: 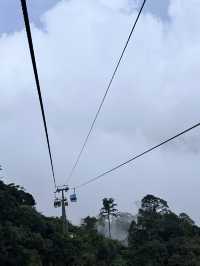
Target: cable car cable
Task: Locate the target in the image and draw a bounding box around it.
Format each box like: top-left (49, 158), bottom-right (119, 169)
top-left (74, 121), bottom-right (200, 189)
top-left (67, 0), bottom-right (147, 183)
top-left (20, 0), bottom-right (57, 189)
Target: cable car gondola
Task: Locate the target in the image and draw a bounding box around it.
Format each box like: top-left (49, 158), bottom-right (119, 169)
top-left (64, 199), bottom-right (68, 206)
top-left (54, 198), bottom-right (61, 208)
top-left (70, 188), bottom-right (77, 203)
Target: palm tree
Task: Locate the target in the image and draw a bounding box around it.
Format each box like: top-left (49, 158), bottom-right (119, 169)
top-left (100, 198), bottom-right (118, 238)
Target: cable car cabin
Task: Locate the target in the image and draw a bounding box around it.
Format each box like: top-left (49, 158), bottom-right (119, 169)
top-left (64, 199), bottom-right (68, 206)
top-left (54, 199), bottom-right (61, 208)
top-left (70, 193), bottom-right (77, 202)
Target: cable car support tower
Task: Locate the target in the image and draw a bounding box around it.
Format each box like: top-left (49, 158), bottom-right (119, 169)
top-left (54, 185), bottom-right (77, 234)
top-left (54, 185), bottom-right (69, 234)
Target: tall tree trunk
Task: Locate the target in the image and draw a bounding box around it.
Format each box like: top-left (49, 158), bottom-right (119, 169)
top-left (108, 213), bottom-right (111, 238)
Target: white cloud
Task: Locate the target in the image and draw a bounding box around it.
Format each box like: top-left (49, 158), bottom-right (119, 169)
top-left (0, 0), bottom-right (200, 224)
top-left (99, 0), bottom-right (133, 12)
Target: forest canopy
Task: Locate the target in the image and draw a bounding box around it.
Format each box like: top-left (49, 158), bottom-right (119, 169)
top-left (0, 180), bottom-right (200, 266)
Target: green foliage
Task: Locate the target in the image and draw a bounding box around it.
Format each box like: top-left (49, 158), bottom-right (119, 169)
top-left (100, 198), bottom-right (118, 218)
top-left (0, 181), bottom-right (124, 266)
top-left (141, 194), bottom-right (170, 214)
top-left (128, 194), bottom-right (200, 266)
top-left (1, 179), bottom-right (200, 266)
top-left (81, 216), bottom-right (97, 232)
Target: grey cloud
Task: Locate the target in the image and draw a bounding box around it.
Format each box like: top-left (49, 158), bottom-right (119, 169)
top-left (0, 0), bottom-right (58, 33)
top-left (0, 0), bottom-right (169, 34)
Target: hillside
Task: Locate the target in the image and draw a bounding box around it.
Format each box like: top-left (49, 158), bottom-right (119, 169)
top-left (1, 181), bottom-right (200, 265)
top-left (0, 181), bottom-right (125, 266)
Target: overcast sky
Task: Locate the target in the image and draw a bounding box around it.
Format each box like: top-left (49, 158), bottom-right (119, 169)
top-left (1, 0), bottom-right (200, 224)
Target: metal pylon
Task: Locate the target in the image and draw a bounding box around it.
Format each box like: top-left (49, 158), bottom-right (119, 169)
top-left (54, 185), bottom-right (69, 234)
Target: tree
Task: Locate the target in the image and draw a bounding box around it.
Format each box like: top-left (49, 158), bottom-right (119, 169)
top-left (81, 216), bottom-right (97, 232)
top-left (141, 194), bottom-right (170, 214)
top-left (128, 194), bottom-right (200, 266)
top-left (100, 198), bottom-right (118, 238)
top-left (179, 212), bottom-right (195, 225)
